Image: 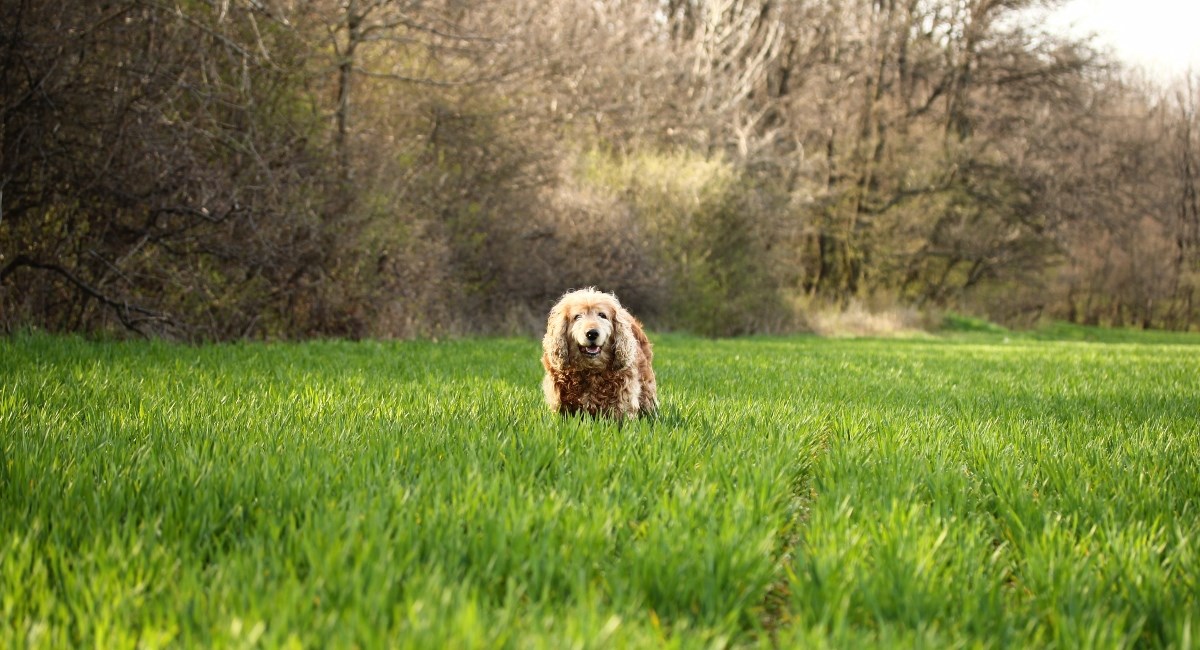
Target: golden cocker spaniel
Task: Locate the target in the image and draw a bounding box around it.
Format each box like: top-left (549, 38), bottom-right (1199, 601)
top-left (541, 288), bottom-right (658, 419)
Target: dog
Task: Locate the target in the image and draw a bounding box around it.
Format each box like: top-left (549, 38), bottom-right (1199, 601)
top-left (541, 288), bottom-right (657, 419)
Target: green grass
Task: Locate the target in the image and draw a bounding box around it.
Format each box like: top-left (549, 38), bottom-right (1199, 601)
top-left (939, 312), bottom-right (1010, 335)
top-left (2, 330), bottom-right (1198, 648)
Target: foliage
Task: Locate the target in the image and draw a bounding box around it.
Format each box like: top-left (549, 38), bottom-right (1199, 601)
top-left (2, 332), bottom-right (1199, 647)
top-left (2, 0), bottom-right (1198, 337)
top-left (579, 149), bottom-right (790, 335)
top-left (0, 0), bottom-right (336, 338)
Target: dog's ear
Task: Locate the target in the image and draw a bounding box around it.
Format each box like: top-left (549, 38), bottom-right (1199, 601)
top-left (610, 305), bottom-right (639, 370)
top-left (543, 299), bottom-right (570, 370)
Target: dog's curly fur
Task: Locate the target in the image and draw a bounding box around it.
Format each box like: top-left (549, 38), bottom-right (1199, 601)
top-left (541, 288), bottom-right (657, 419)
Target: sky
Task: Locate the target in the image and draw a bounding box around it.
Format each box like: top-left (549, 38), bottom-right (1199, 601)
top-left (1045, 0), bottom-right (1200, 80)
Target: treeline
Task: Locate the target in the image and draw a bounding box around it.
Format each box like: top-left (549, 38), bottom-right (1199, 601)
top-left (2, 0), bottom-right (1198, 339)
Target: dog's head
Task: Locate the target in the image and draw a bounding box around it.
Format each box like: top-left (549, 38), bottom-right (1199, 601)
top-left (543, 288), bottom-right (637, 371)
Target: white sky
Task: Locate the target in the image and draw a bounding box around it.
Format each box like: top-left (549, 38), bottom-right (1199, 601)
top-left (1045, 0), bottom-right (1200, 80)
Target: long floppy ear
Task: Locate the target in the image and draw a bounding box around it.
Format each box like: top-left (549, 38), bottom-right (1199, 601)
top-left (610, 306), bottom-right (639, 370)
top-left (542, 299), bottom-right (570, 371)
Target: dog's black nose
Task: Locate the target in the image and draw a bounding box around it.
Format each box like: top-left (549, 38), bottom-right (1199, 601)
top-left (586, 329), bottom-right (599, 341)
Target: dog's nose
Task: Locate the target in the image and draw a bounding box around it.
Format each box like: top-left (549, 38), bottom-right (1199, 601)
top-left (586, 329), bottom-right (599, 341)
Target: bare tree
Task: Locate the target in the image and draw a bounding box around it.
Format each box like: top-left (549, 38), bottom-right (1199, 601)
top-left (0, 0), bottom-right (334, 338)
top-left (4, 0), bottom-right (1197, 338)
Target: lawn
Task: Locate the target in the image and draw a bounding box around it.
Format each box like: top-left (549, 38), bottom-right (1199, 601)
top-left (2, 329), bottom-right (1198, 648)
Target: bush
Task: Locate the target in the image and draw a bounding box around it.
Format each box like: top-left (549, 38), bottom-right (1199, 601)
top-left (576, 149), bottom-right (792, 335)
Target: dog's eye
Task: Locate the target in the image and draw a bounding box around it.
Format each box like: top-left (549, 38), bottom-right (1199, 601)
top-left (598, 312), bottom-right (608, 319)
top-left (573, 314), bottom-right (582, 321)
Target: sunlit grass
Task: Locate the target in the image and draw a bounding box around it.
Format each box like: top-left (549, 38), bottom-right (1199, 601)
top-left (2, 331), bottom-right (1197, 647)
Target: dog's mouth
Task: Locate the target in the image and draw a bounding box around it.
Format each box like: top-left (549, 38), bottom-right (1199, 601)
top-left (580, 344), bottom-right (602, 357)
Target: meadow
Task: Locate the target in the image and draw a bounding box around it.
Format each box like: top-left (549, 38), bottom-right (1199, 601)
top-left (2, 328), bottom-right (1198, 648)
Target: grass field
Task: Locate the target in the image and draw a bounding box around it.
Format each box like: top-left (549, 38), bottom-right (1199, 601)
top-left (2, 328), bottom-right (1199, 648)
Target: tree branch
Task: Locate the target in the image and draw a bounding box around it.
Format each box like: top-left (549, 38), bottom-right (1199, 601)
top-left (0, 255), bottom-right (172, 336)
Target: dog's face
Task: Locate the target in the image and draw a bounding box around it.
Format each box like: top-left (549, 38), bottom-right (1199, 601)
top-left (544, 288), bottom-right (631, 371)
top-left (564, 295), bottom-right (618, 366)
